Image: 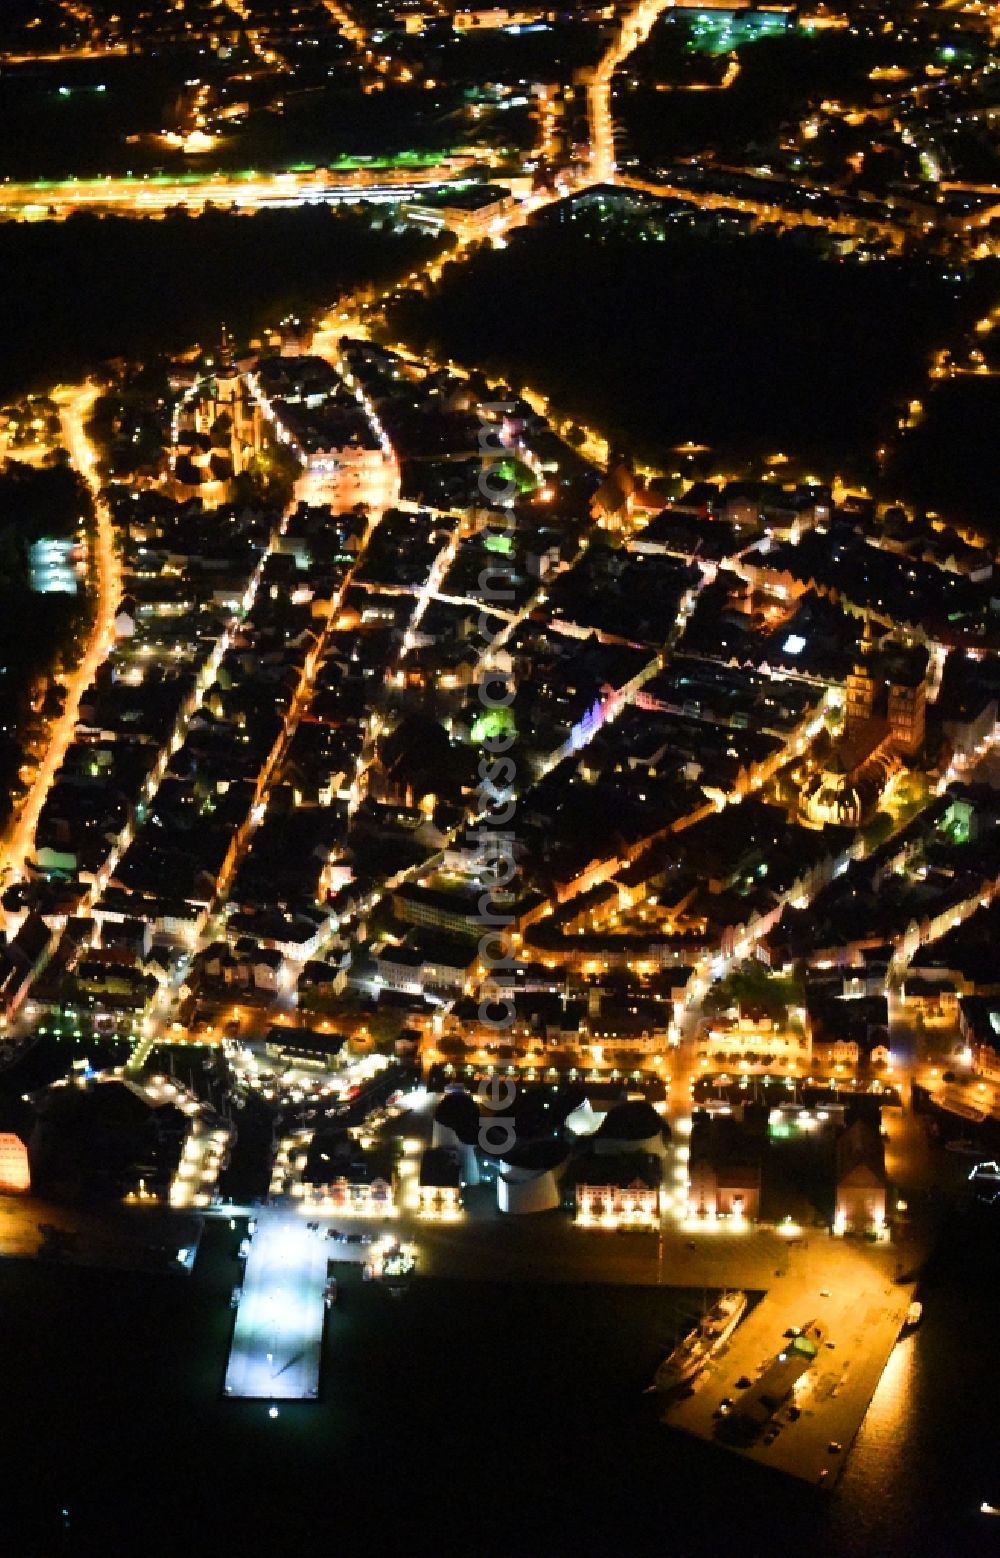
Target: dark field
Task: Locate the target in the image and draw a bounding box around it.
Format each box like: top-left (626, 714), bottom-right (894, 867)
top-left (0, 206), bottom-right (444, 401)
top-left (887, 377), bottom-right (1000, 535)
top-left (386, 220), bottom-right (996, 475)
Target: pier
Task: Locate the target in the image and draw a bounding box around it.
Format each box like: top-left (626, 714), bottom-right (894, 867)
top-left (660, 1239), bottom-right (914, 1486)
top-left (224, 1209), bottom-right (328, 1400)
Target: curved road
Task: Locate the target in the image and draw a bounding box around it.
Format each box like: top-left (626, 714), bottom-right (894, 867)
top-left (0, 384), bottom-right (121, 892)
top-left (589, 0), bottom-right (673, 182)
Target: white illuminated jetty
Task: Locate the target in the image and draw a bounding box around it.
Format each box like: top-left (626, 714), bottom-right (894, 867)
top-left (224, 1210), bottom-right (327, 1400)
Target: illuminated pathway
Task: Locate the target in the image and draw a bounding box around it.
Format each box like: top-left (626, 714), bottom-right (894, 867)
top-left (588, 0), bottom-right (673, 182)
top-left (0, 45), bottom-right (127, 63)
top-left (0, 384), bottom-right (121, 893)
top-left (322, 0), bottom-right (367, 48)
top-left (224, 1210), bottom-right (327, 1400)
top-left (617, 171), bottom-right (908, 250)
top-left (0, 164), bottom-right (470, 221)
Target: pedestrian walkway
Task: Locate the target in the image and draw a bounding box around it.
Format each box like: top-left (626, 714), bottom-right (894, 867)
top-left (224, 1209), bottom-right (327, 1400)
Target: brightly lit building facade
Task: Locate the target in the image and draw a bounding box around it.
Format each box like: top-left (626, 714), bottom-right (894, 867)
top-left (576, 1179), bottom-right (659, 1228)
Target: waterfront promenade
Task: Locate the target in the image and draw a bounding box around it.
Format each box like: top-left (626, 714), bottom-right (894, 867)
top-left (268, 1194), bottom-right (918, 1481)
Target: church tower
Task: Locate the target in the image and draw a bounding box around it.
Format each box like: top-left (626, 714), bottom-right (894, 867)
top-left (215, 325), bottom-right (240, 411)
top-left (845, 620), bottom-right (876, 730)
top-left (213, 326), bottom-right (249, 475)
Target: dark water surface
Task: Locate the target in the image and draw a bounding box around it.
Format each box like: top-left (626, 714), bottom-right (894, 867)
top-left (1, 1207), bottom-right (997, 1558)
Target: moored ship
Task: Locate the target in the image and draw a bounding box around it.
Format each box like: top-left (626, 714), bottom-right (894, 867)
top-left (652, 1292), bottom-right (747, 1392)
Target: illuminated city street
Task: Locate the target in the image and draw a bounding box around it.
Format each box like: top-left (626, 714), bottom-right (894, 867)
top-left (0, 383), bottom-right (121, 897)
top-left (1, 3), bottom-right (1000, 1554)
top-left (0, 163), bottom-right (474, 221)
